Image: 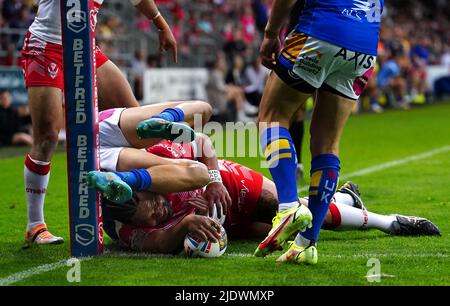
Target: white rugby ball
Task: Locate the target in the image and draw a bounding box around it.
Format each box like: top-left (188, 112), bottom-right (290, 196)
top-left (183, 224), bottom-right (228, 258)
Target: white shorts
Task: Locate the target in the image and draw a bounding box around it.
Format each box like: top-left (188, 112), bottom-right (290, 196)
top-left (276, 32), bottom-right (376, 100)
top-left (99, 108), bottom-right (131, 171)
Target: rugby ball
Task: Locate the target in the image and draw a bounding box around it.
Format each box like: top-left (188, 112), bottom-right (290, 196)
top-left (183, 225), bottom-right (228, 258)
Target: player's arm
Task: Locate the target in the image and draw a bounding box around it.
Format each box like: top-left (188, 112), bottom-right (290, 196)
top-left (195, 133), bottom-right (232, 217)
top-left (131, 0), bottom-right (177, 62)
top-left (261, 0), bottom-right (297, 69)
top-left (135, 215), bottom-right (221, 254)
top-left (265, 0), bottom-right (297, 37)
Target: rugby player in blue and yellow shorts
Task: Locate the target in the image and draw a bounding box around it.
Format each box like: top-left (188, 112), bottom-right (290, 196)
top-left (255, 0), bottom-right (384, 264)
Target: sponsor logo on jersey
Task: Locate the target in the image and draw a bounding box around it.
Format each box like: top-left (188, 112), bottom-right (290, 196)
top-left (334, 48), bottom-right (375, 70)
top-left (342, 0), bottom-right (382, 23)
top-left (90, 8), bottom-right (99, 33)
top-left (48, 62), bottom-right (59, 79)
top-left (238, 179), bottom-right (249, 207)
top-left (297, 49), bottom-right (323, 75)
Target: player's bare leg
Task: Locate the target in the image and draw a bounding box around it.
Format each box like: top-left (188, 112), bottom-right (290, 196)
top-left (24, 86), bottom-right (64, 246)
top-left (258, 73), bottom-right (310, 127)
top-left (260, 177), bottom-right (440, 236)
top-left (279, 90), bottom-right (354, 264)
top-left (97, 60), bottom-right (140, 110)
top-left (88, 148), bottom-right (209, 203)
top-left (309, 90), bottom-right (353, 157)
top-left (255, 72), bottom-right (313, 257)
top-left (119, 101), bottom-right (212, 148)
top-left (290, 104), bottom-right (307, 181)
top-left (98, 61), bottom-right (203, 145)
top-left (118, 148), bottom-right (210, 192)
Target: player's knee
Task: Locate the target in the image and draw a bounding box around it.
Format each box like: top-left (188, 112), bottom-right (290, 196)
top-left (194, 100), bottom-right (213, 121)
top-left (257, 108), bottom-right (290, 127)
top-left (32, 138), bottom-right (58, 159)
top-left (190, 162), bottom-right (210, 188)
top-left (33, 125), bottom-right (59, 148)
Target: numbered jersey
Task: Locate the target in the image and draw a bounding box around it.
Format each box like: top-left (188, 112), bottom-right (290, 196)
top-left (29, 0), bottom-right (103, 44)
top-left (295, 0), bottom-right (384, 55)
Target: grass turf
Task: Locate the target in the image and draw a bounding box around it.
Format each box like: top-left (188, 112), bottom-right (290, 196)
top-left (0, 103), bottom-right (449, 285)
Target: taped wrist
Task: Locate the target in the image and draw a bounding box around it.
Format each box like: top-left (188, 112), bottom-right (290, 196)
top-left (208, 170), bottom-right (222, 184)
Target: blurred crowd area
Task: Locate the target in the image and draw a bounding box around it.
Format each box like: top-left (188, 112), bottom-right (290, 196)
top-left (0, 0), bottom-right (450, 129)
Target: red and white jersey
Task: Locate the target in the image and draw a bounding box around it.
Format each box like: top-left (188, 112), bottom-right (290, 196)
top-left (146, 140), bottom-right (197, 160)
top-left (146, 140), bottom-right (264, 230)
top-left (218, 159), bottom-right (263, 230)
top-left (116, 140), bottom-right (266, 248)
top-left (117, 190), bottom-right (200, 249)
top-left (29, 0), bottom-right (103, 45)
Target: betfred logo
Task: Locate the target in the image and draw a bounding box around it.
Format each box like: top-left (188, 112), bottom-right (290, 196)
top-left (66, 0), bottom-right (87, 33)
top-left (75, 224), bottom-right (95, 246)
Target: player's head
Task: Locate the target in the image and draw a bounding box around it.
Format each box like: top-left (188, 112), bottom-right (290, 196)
top-left (104, 192), bottom-right (173, 227)
top-left (253, 189), bottom-right (279, 224)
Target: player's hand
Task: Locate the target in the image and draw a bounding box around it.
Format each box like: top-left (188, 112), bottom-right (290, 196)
top-left (203, 182), bottom-right (231, 219)
top-left (185, 215), bottom-right (221, 242)
top-left (159, 27), bottom-right (177, 63)
top-left (186, 196), bottom-right (209, 216)
top-left (260, 35), bottom-right (281, 70)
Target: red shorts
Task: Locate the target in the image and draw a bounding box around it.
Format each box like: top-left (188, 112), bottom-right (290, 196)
top-left (20, 32), bottom-right (109, 90)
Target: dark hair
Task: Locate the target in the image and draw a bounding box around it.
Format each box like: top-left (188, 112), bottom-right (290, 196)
top-left (103, 195), bottom-right (139, 224)
top-left (253, 189), bottom-right (279, 224)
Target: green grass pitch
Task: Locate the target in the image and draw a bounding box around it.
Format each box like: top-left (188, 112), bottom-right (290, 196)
top-left (0, 102), bottom-right (449, 286)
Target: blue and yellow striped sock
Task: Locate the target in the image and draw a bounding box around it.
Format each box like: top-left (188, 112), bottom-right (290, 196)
top-left (300, 154), bottom-right (340, 245)
top-left (261, 127), bottom-right (298, 211)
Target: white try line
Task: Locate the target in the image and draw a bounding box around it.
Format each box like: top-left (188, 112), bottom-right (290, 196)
top-left (298, 145), bottom-right (450, 192)
top-left (225, 253), bottom-right (449, 258)
top-left (0, 257), bottom-right (92, 286)
top-left (1, 251), bottom-right (447, 285)
top-left (2, 145), bottom-right (449, 286)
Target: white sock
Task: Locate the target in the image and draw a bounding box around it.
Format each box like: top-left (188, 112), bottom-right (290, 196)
top-left (329, 202), bottom-right (396, 233)
top-left (279, 201), bottom-right (298, 212)
top-left (294, 233), bottom-right (314, 247)
top-left (24, 154), bottom-right (50, 232)
top-left (333, 192), bottom-right (355, 207)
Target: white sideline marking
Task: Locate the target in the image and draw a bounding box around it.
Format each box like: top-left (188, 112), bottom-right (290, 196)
top-left (366, 273), bottom-right (396, 279)
top-left (298, 145), bottom-right (450, 192)
top-left (0, 257), bottom-right (91, 286)
top-left (1, 252), bottom-right (447, 285)
top-left (2, 146), bottom-right (449, 285)
top-left (226, 253), bottom-right (449, 258)
top-left (102, 250), bottom-right (450, 259)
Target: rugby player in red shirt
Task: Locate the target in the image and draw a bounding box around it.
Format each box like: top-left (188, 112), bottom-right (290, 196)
top-left (22, 0), bottom-right (178, 246)
top-left (96, 137), bottom-right (440, 254)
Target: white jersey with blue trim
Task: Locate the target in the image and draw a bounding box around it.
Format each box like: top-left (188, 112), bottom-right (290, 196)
top-left (295, 0), bottom-right (384, 55)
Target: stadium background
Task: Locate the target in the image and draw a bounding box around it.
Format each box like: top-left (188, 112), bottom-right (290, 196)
top-left (0, 0), bottom-right (449, 286)
top-left (1, 0), bottom-right (450, 111)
